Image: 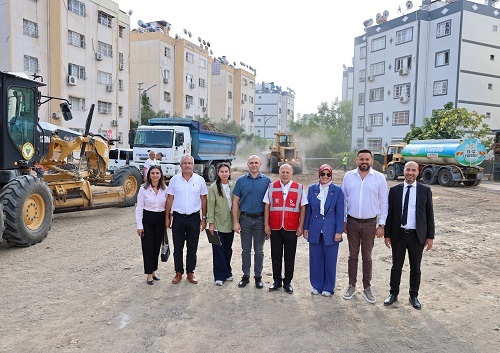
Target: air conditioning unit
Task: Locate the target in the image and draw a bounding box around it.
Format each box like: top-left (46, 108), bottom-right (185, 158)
top-left (166, 97), bottom-right (172, 102)
top-left (400, 96), bottom-right (409, 103)
top-left (163, 77), bottom-right (169, 84)
top-left (367, 75), bottom-right (374, 82)
top-left (112, 120), bottom-right (118, 126)
top-left (365, 125), bottom-right (372, 132)
top-left (190, 83), bottom-right (195, 89)
top-left (186, 103), bottom-right (191, 108)
top-left (399, 68), bottom-right (409, 76)
top-left (241, 115), bottom-right (246, 120)
top-left (119, 63), bottom-right (124, 70)
top-left (67, 75), bottom-right (78, 86)
top-left (242, 99), bottom-right (245, 104)
top-left (202, 106), bottom-right (207, 112)
top-left (95, 53), bottom-right (103, 61)
top-left (106, 84), bottom-right (114, 92)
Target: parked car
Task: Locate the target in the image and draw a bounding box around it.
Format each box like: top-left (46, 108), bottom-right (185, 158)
top-left (108, 148), bottom-right (134, 172)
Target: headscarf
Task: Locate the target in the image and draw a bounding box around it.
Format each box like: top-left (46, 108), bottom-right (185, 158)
top-left (318, 164), bottom-right (333, 186)
top-left (317, 164), bottom-right (333, 215)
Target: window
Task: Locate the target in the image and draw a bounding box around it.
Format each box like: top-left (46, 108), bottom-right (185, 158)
top-left (370, 62), bottom-right (385, 76)
top-left (119, 25), bottom-right (124, 38)
top-left (163, 69), bottom-right (170, 81)
top-left (164, 47), bottom-right (171, 58)
top-left (249, 96), bottom-right (254, 103)
top-left (118, 106), bottom-right (123, 118)
top-left (359, 69), bottom-right (366, 82)
top-left (369, 88), bottom-right (384, 102)
top-left (393, 111), bottom-right (409, 125)
top-left (358, 93), bottom-right (365, 106)
top-left (119, 52), bottom-right (124, 66)
top-left (118, 79), bottom-right (123, 91)
top-left (199, 58), bottom-right (206, 68)
top-left (395, 55), bottom-right (412, 71)
top-left (98, 101), bottom-right (112, 114)
top-left (393, 83), bottom-right (410, 98)
top-left (228, 91), bottom-right (232, 99)
top-left (435, 50), bottom-right (449, 67)
top-left (69, 96), bottom-right (85, 111)
top-left (249, 81), bottom-right (254, 89)
top-left (199, 78), bottom-right (206, 88)
top-left (368, 113), bottom-right (383, 126)
top-left (396, 27), bottom-right (413, 44)
top-left (199, 98), bottom-right (205, 107)
top-left (164, 92), bottom-right (171, 102)
top-left (68, 0), bottom-right (85, 16)
top-left (486, 112), bottom-right (491, 119)
top-left (433, 80), bottom-right (448, 96)
top-left (24, 55), bottom-right (38, 72)
top-left (437, 20), bottom-right (451, 38)
top-left (68, 63), bottom-right (86, 79)
top-left (360, 46), bottom-right (366, 59)
top-left (241, 109), bottom-right (246, 119)
top-left (242, 93), bottom-right (247, 102)
top-left (371, 36), bottom-right (386, 52)
top-left (98, 11), bottom-right (113, 28)
top-left (243, 78), bottom-right (248, 86)
top-left (186, 52), bottom-right (194, 63)
top-left (249, 111), bottom-right (254, 122)
top-left (488, 83), bottom-right (493, 90)
top-left (491, 55), bottom-right (495, 61)
top-left (357, 116), bottom-right (364, 128)
top-left (391, 138), bottom-right (404, 144)
top-left (228, 75), bottom-right (232, 83)
top-left (228, 107), bottom-right (232, 118)
top-left (356, 139), bottom-right (363, 149)
top-left (367, 138), bottom-right (382, 150)
top-left (185, 95), bottom-right (193, 104)
top-left (97, 71), bottom-right (112, 85)
top-left (98, 41), bottom-right (112, 57)
top-left (23, 19), bottom-right (38, 38)
top-left (68, 30), bottom-right (85, 48)
top-left (494, 25), bottom-right (498, 32)
top-left (185, 74), bottom-right (193, 83)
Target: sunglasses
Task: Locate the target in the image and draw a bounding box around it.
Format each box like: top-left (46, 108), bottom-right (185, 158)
top-left (320, 172), bottom-right (332, 177)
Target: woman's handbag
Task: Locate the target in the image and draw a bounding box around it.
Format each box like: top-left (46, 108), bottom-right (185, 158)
top-left (161, 230), bottom-right (170, 262)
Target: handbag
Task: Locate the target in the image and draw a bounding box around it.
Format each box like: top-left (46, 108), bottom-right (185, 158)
top-left (161, 230), bottom-right (170, 262)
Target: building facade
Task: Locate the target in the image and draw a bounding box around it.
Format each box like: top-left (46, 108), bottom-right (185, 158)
top-left (255, 82), bottom-right (295, 139)
top-left (342, 66), bottom-right (354, 102)
top-left (352, 0), bottom-right (500, 151)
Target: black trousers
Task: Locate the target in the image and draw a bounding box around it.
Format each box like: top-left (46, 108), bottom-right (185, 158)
top-left (270, 228), bottom-right (298, 284)
top-left (390, 230), bottom-right (425, 298)
top-left (172, 211), bottom-right (200, 274)
top-left (141, 210), bottom-right (166, 274)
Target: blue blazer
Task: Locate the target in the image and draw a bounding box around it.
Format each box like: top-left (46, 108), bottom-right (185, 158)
top-left (304, 183), bottom-right (345, 245)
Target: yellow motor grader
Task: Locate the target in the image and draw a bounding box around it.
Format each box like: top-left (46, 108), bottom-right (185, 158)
top-left (266, 132), bottom-right (303, 174)
top-left (0, 71), bottom-right (141, 246)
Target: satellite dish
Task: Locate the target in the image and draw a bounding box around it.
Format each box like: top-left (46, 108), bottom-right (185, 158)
top-left (363, 19), bottom-right (373, 27)
top-left (137, 20), bottom-right (145, 28)
top-left (183, 29), bottom-right (187, 35)
top-left (205, 45), bottom-right (208, 50)
top-left (207, 42), bottom-right (210, 47)
top-left (188, 31), bottom-right (192, 38)
top-left (233, 62), bottom-right (236, 66)
top-left (175, 34), bottom-right (180, 39)
top-left (209, 50), bottom-right (213, 55)
top-left (203, 40), bottom-right (206, 45)
top-left (128, 10), bottom-right (133, 16)
top-left (200, 43), bottom-right (203, 48)
top-left (383, 10), bottom-right (389, 19)
top-left (198, 37), bottom-right (202, 42)
top-left (375, 13), bottom-right (382, 24)
top-left (406, 1), bottom-right (413, 10)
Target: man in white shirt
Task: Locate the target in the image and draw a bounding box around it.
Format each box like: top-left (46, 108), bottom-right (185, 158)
top-left (166, 154), bottom-right (208, 284)
top-left (143, 150), bottom-right (156, 182)
top-left (341, 149), bottom-right (388, 304)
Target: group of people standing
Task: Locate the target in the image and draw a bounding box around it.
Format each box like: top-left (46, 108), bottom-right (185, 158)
top-left (135, 150), bottom-right (434, 310)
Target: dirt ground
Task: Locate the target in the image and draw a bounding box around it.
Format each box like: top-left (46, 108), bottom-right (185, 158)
top-left (1, 167), bottom-right (499, 353)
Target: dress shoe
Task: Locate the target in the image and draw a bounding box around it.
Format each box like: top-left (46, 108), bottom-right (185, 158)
top-left (152, 275), bottom-right (160, 281)
top-left (269, 282), bottom-right (282, 291)
top-left (172, 272), bottom-right (182, 284)
top-left (147, 279), bottom-right (154, 285)
top-left (238, 276), bottom-right (250, 288)
top-left (384, 294), bottom-right (398, 306)
top-left (283, 283), bottom-right (293, 294)
top-left (187, 272), bottom-right (198, 284)
top-left (255, 277), bottom-right (263, 289)
top-left (409, 296), bottom-right (421, 310)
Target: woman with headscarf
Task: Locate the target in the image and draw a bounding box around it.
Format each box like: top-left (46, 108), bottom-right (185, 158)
top-left (303, 164), bottom-right (345, 297)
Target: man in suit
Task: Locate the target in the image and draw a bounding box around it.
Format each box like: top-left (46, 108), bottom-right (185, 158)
top-left (383, 161), bottom-right (435, 310)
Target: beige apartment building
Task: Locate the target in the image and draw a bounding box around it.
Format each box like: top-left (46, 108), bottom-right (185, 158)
top-left (0, 0), bottom-right (130, 147)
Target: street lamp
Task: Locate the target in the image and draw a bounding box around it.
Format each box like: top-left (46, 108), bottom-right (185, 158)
top-left (263, 115), bottom-right (273, 139)
top-left (138, 82), bottom-right (157, 123)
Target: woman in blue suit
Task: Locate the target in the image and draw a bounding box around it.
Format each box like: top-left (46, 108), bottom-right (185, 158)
top-left (304, 164), bottom-right (345, 296)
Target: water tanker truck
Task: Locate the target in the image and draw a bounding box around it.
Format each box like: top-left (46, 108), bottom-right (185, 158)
top-left (374, 139), bottom-right (487, 187)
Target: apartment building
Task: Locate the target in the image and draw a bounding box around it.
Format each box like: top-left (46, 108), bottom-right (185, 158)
top-left (0, 0), bottom-right (130, 147)
top-left (352, 0), bottom-right (500, 151)
top-left (255, 82), bottom-right (295, 139)
top-left (342, 66), bottom-right (354, 102)
top-left (129, 21), bottom-right (211, 122)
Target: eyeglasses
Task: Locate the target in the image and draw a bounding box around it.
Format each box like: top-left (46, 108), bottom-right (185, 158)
top-left (320, 172), bottom-right (332, 177)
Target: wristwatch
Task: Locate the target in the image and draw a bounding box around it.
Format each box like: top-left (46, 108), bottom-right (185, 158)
top-left (202, 216), bottom-right (207, 219)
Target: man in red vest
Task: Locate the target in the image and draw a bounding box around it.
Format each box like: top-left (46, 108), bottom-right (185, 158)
top-left (264, 164), bottom-right (307, 294)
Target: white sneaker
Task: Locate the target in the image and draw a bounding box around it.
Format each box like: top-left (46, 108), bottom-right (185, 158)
top-left (225, 276), bottom-right (234, 281)
top-left (311, 288), bottom-right (320, 295)
top-left (321, 291), bottom-right (332, 297)
top-left (215, 280), bottom-right (223, 286)
top-left (342, 285), bottom-right (356, 300)
top-left (362, 287), bottom-right (376, 304)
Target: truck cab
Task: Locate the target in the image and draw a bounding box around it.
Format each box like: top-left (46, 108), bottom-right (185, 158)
top-left (373, 143), bottom-right (407, 180)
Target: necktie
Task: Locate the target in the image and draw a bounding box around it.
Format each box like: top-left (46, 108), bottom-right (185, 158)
top-left (401, 185), bottom-right (412, 226)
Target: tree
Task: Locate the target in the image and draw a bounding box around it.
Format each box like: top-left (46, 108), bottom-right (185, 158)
top-left (140, 93), bottom-right (155, 125)
top-left (404, 102), bottom-right (491, 145)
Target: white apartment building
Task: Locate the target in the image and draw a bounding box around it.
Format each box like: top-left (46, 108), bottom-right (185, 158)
top-left (255, 82), bottom-right (295, 139)
top-left (352, 0), bottom-right (500, 151)
top-left (342, 66), bottom-right (354, 102)
top-left (0, 0), bottom-right (130, 147)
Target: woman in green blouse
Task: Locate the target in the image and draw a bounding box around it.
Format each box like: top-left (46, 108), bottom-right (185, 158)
top-left (207, 163), bottom-right (235, 286)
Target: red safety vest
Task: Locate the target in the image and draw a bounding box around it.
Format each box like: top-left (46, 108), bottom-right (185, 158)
top-left (268, 180), bottom-right (303, 231)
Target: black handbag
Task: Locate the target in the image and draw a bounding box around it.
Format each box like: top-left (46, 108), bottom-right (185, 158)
top-left (161, 230), bottom-right (170, 262)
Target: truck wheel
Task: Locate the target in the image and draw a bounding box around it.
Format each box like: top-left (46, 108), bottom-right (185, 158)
top-left (421, 167), bottom-right (437, 185)
top-left (293, 161), bottom-right (303, 175)
top-left (0, 176), bottom-right (54, 246)
top-left (463, 180), bottom-right (475, 187)
top-left (473, 180), bottom-right (481, 186)
top-left (438, 169), bottom-right (454, 187)
top-left (111, 166), bottom-right (142, 206)
top-left (203, 163), bottom-right (217, 182)
top-left (387, 165), bottom-right (397, 180)
top-left (270, 156), bottom-right (279, 174)
top-left (0, 203), bottom-right (4, 243)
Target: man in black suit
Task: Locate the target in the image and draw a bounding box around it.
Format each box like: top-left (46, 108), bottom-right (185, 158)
top-left (383, 161), bottom-right (435, 310)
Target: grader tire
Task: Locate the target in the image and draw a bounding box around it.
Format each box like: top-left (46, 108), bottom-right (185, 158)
top-left (203, 163), bottom-right (217, 183)
top-left (387, 165), bottom-right (397, 180)
top-left (111, 166), bottom-right (142, 206)
top-left (0, 175), bottom-right (54, 246)
top-left (0, 203), bottom-right (4, 243)
top-left (270, 156), bottom-right (279, 174)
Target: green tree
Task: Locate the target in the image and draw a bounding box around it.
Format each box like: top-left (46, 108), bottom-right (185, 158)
top-left (140, 93), bottom-right (155, 125)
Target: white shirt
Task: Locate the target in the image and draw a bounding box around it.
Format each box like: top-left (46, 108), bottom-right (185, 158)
top-left (342, 167), bottom-right (388, 224)
top-left (167, 173), bottom-right (208, 214)
top-left (317, 184), bottom-right (330, 216)
top-left (143, 158), bottom-right (155, 171)
top-left (222, 183), bottom-right (232, 209)
top-left (135, 185), bottom-right (168, 229)
top-left (401, 181), bottom-right (417, 229)
top-left (263, 181), bottom-right (308, 206)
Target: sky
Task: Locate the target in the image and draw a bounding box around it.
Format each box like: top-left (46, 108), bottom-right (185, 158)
top-left (114, 0), bottom-right (481, 117)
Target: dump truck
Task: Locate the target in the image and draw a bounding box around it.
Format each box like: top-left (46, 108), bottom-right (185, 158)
top-left (266, 132), bottom-right (303, 174)
top-left (0, 71), bottom-right (141, 246)
top-left (374, 139), bottom-right (487, 187)
top-left (130, 118), bottom-right (237, 182)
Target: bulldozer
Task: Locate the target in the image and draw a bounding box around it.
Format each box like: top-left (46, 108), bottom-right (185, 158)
top-left (266, 132), bottom-right (303, 174)
top-left (0, 71), bottom-right (141, 246)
